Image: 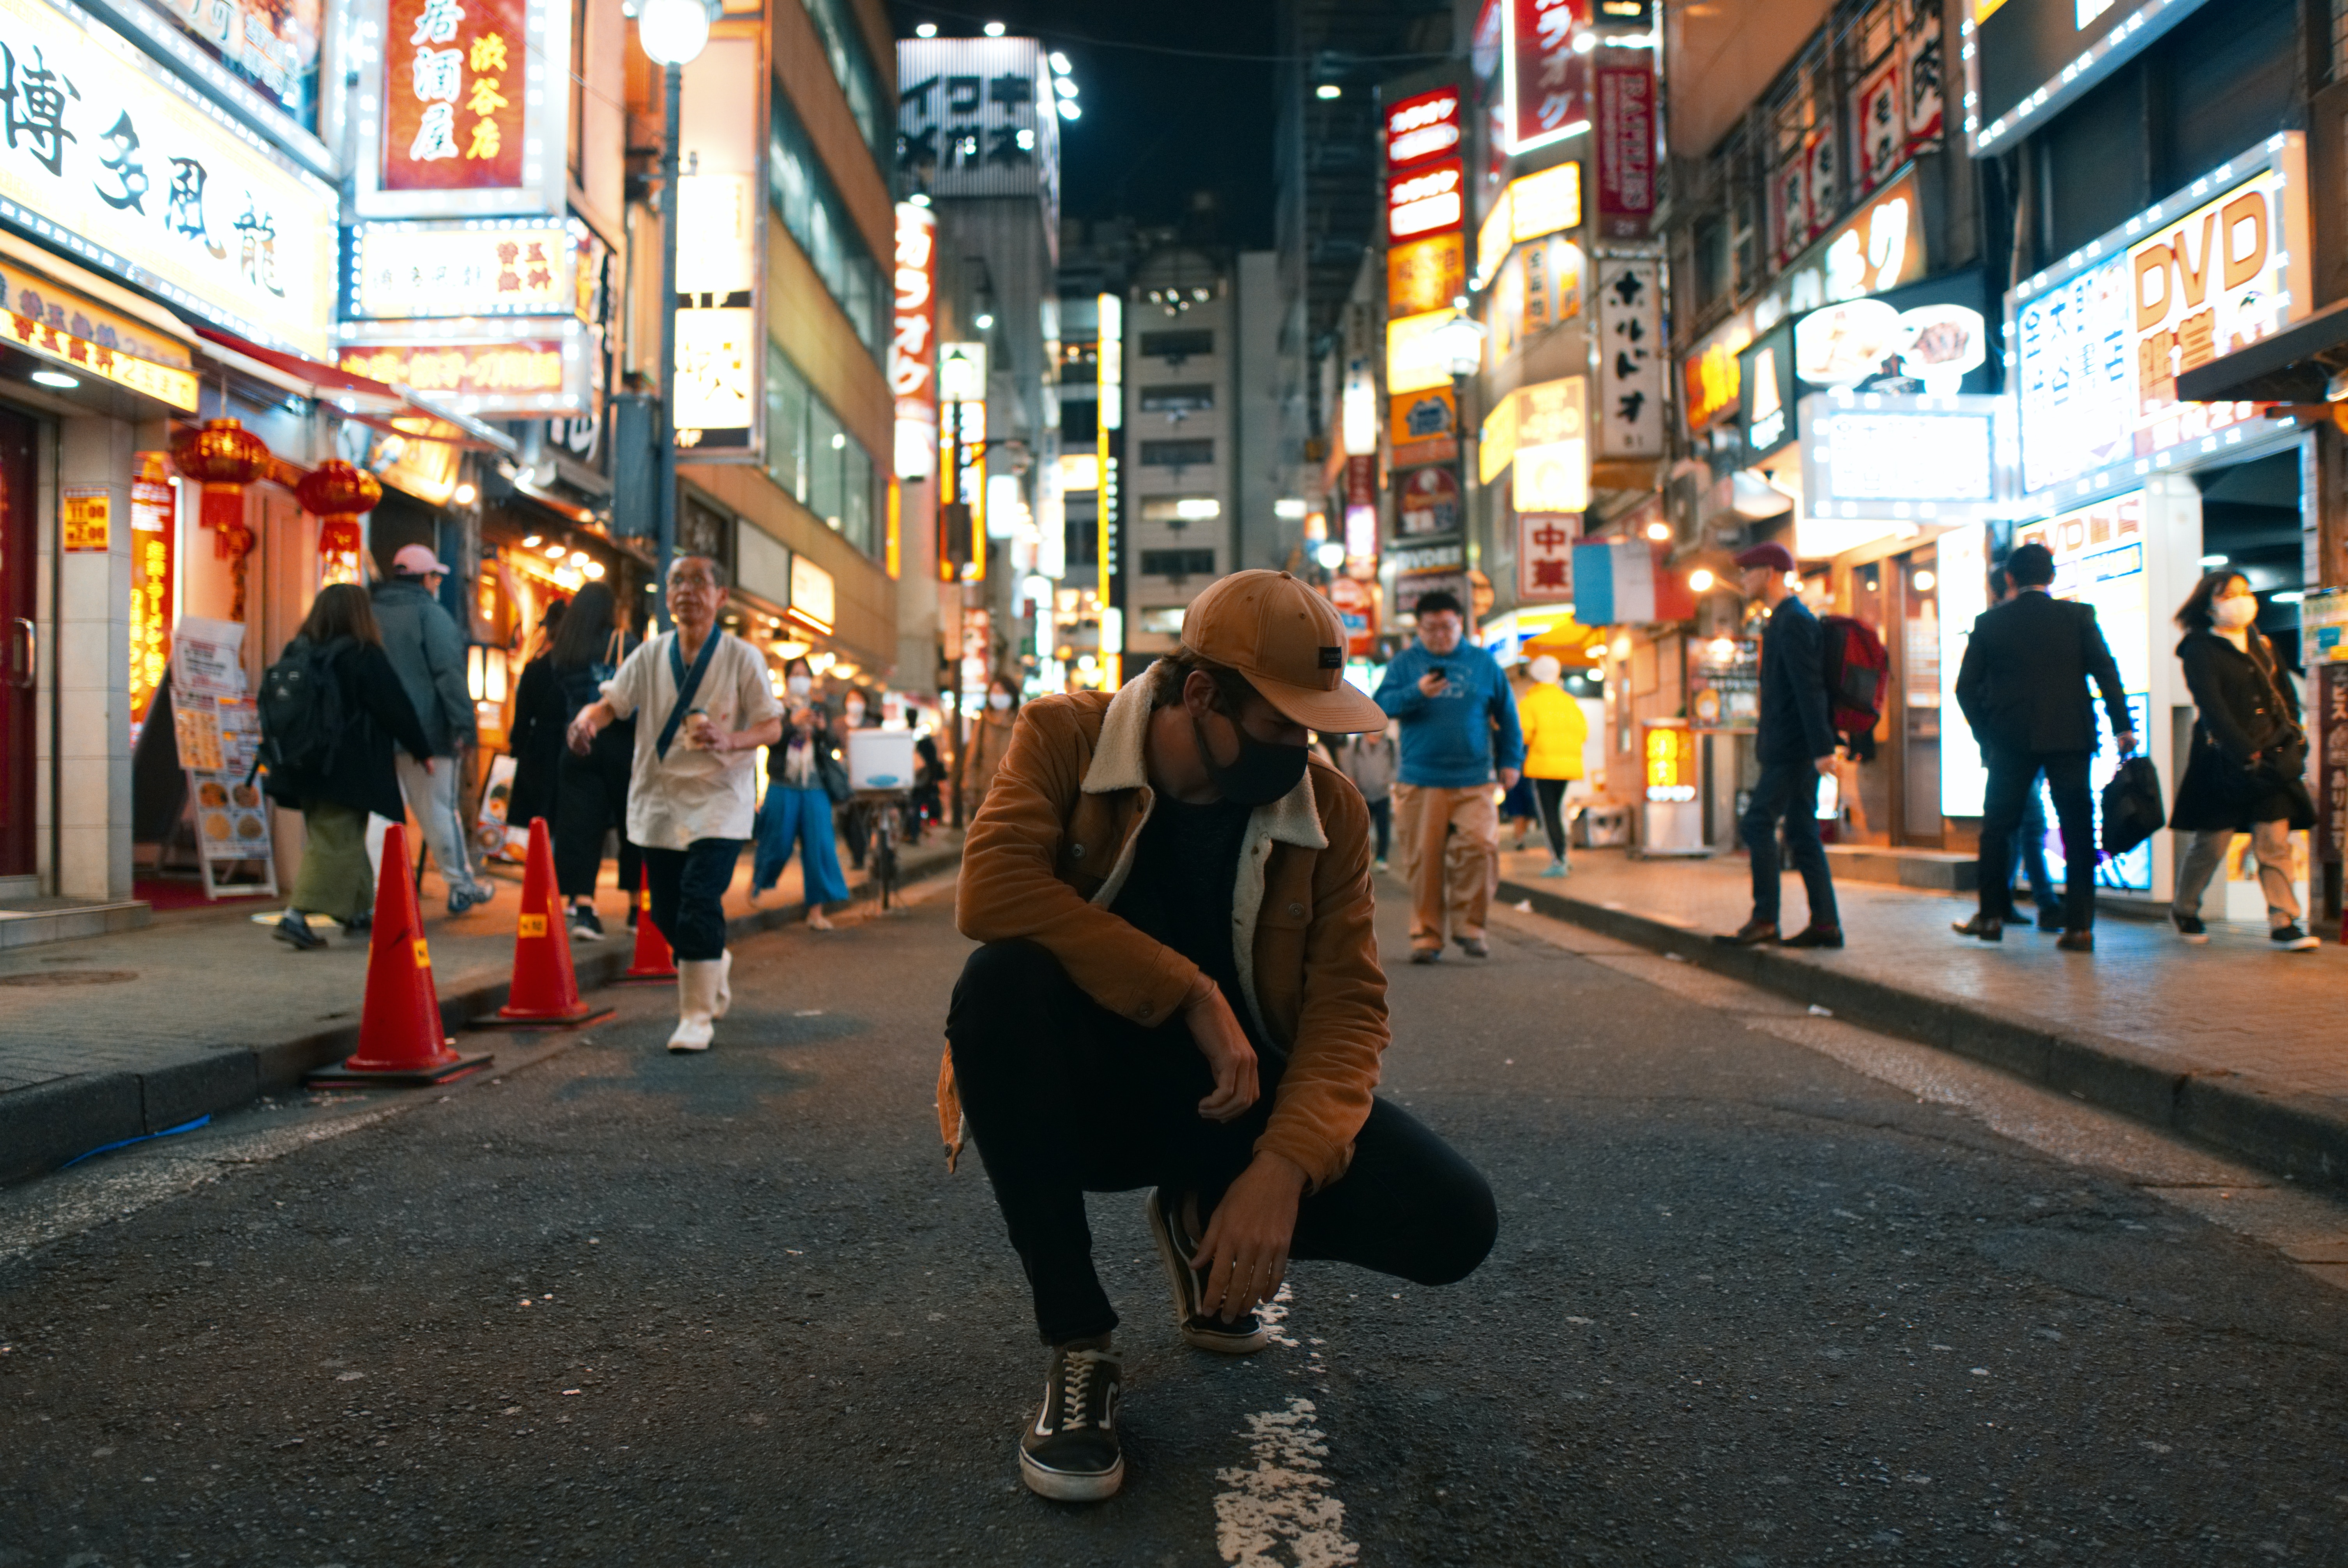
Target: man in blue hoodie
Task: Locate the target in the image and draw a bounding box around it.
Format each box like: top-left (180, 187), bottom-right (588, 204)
top-left (1373, 592), bottom-right (1523, 962)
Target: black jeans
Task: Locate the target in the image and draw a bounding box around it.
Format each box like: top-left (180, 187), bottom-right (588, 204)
top-left (1533, 777), bottom-right (1571, 860)
top-left (643, 837), bottom-right (744, 961)
top-left (1978, 747), bottom-right (2095, 929)
top-left (1366, 797), bottom-right (1391, 861)
top-left (1741, 759), bottom-right (1838, 928)
top-left (946, 941), bottom-right (1498, 1345)
top-left (554, 735), bottom-right (640, 903)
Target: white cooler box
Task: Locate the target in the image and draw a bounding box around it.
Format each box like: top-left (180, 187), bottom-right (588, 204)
top-left (845, 729), bottom-right (919, 791)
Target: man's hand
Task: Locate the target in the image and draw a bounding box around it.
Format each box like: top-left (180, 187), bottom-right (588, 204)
top-left (1182, 974), bottom-right (1259, 1123)
top-left (1498, 767), bottom-right (1522, 792)
top-left (566, 701), bottom-right (610, 756)
top-left (1416, 670), bottom-right (1449, 698)
top-left (1815, 752), bottom-right (1839, 777)
top-left (2115, 730), bottom-right (2139, 756)
top-left (1192, 1151), bottom-right (1306, 1321)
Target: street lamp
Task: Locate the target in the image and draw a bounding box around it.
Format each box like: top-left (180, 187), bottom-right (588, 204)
top-left (1432, 302), bottom-right (1487, 549)
top-left (638, 0), bottom-right (712, 623)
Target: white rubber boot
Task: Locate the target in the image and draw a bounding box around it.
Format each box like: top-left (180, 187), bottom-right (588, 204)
top-left (713, 948), bottom-right (734, 1019)
top-left (668, 959), bottom-right (721, 1052)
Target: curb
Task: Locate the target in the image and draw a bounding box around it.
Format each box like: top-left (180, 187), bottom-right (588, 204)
top-left (0, 846), bottom-right (961, 1185)
top-left (1498, 876), bottom-right (2348, 1195)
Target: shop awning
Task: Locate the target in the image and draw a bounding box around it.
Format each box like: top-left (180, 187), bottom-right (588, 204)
top-left (2173, 298), bottom-right (2348, 404)
top-left (186, 325), bottom-right (520, 456)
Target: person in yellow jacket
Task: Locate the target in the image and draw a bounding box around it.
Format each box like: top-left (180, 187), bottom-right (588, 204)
top-left (1515, 653), bottom-right (1587, 878)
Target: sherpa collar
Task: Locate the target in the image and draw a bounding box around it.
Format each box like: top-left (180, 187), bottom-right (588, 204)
top-left (1080, 671), bottom-right (1326, 851)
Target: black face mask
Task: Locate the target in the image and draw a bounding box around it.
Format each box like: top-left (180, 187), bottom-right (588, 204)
top-left (1192, 711), bottom-right (1309, 806)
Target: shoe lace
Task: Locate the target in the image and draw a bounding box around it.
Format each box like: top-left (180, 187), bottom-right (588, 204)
top-left (1057, 1351), bottom-right (1108, 1430)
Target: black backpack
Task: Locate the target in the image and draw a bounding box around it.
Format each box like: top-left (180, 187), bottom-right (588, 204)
top-left (257, 636), bottom-right (349, 780)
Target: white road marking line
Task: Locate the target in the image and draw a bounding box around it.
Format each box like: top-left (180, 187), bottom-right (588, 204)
top-left (1214, 1285), bottom-right (1358, 1568)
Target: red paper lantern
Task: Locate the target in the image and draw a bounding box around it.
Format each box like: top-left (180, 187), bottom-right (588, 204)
top-left (172, 418), bottom-right (274, 619)
top-left (297, 459), bottom-right (382, 558)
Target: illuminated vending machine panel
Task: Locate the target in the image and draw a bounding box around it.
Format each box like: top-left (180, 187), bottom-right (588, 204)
top-left (1639, 720), bottom-right (1706, 856)
top-left (2014, 493), bottom-right (2152, 893)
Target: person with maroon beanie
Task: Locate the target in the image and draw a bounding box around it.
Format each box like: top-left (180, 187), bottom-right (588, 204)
top-left (1715, 541), bottom-right (1844, 949)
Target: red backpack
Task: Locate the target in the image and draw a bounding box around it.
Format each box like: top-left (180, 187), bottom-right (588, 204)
top-left (1818, 614), bottom-right (1888, 739)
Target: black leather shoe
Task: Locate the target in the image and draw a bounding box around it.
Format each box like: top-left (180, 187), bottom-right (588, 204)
top-left (1713, 920), bottom-right (1779, 946)
top-left (273, 911), bottom-right (326, 951)
top-left (1779, 924), bottom-right (1844, 949)
top-left (1952, 914), bottom-right (2003, 941)
top-left (2056, 930), bottom-right (2095, 952)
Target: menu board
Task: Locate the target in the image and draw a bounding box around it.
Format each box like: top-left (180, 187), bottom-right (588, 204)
top-left (167, 620), bottom-right (276, 895)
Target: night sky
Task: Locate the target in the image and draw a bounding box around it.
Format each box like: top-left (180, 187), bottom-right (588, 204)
top-left (888, 0), bottom-right (1282, 247)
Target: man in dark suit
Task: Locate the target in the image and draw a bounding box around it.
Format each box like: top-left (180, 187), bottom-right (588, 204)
top-left (1954, 542), bottom-right (2136, 951)
top-left (1715, 541), bottom-right (1844, 950)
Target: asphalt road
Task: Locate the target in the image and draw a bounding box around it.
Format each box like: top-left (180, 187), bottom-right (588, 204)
top-left (3, 874), bottom-right (2346, 1567)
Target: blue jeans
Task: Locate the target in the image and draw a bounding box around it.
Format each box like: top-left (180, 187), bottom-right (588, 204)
top-left (753, 785), bottom-right (850, 906)
top-left (1741, 759), bottom-right (1839, 929)
top-left (2008, 779), bottom-right (2053, 910)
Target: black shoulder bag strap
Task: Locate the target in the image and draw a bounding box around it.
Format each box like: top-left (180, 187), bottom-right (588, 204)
top-left (655, 630), bottom-right (723, 760)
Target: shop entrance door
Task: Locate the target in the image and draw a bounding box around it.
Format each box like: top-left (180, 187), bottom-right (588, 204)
top-left (0, 406), bottom-right (36, 878)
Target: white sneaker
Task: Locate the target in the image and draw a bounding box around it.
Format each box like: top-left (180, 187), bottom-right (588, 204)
top-left (668, 959), bottom-right (722, 1052)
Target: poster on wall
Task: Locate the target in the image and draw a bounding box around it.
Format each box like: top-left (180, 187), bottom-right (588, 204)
top-left (1593, 258), bottom-right (1663, 459)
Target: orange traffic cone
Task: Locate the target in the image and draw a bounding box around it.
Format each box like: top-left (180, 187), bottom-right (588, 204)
top-left (484, 818), bottom-right (614, 1028)
top-left (616, 864), bottom-right (677, 985)
top-left (308, 823), bottom-right (494, 1087)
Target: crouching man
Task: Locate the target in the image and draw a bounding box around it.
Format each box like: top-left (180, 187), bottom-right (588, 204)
top-left (942, 569), bottom-right (1498, 1502)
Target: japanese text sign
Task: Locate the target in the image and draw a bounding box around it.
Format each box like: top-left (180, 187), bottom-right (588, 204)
top-left (1593, 61), bottom-right (1653, 239)
top-left (0, 0), bottom-right (335, 356)
top-left (1593, 258), bottom-right (1661, 459)
top-left (1518, 509), bottom-right (1577, 602)
top-left (1384, 87), bottom-right (1460, 170)
top-left (1388, 157), bottom-right (1464, 241)
top-left (1506, 0), bottom-right (1587, 155)
top-left (892, 200), bottom-right (937, 478)
top-left (61, 484), bottom-right (107, 549)
top-left (1387, 232), bottom-right (1464, 317)
top-left (672, 305), bottom-right (754, 445)
top-left (163, 0), bottom-right (320, 130)
top-left (897, 37), bottom-right (1060, 234)
top-left (352, 220), bottom-right (573, 317)
top-left (382, 0), bottom-right (526, 190)
top-left (338, 333), bottom-right (582, 412)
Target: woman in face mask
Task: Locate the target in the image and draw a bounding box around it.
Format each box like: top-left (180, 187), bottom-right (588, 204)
top-left (958, 673), bottom-right (1022, 823)
top-left (2168, 571), bottom-right (2318, 949)
top-left (749, 656), bottom-right (852, 926)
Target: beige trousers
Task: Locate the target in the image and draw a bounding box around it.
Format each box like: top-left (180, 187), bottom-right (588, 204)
top-left (1392, 782), bottom-right (1500, 948)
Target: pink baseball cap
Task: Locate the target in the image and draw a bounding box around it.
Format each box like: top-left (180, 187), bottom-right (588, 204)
top-left (392, 543), bottom-right (452, 576)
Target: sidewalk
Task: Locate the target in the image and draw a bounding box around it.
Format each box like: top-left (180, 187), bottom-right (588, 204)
top-left (0, 832), bottom-right (964, 1182)
top-left (1489, 843), bottom-right (2348, 1192)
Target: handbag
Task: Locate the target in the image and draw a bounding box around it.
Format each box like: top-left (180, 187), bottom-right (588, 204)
top-left (2099, 754), bottom-right (2166, 858)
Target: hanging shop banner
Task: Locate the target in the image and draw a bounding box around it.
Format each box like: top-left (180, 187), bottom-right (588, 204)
top-left (336, 318), bottom-right (592, 414)
top-left (1571, 537), bottom-right (1690, 625)
top-left (1396, 464), bottom-right (1459, 538)
top-left (1593, 257), bottom-right (1662, 459)
top-left (129, 452), bottom-right (174, 733)
top-left (2011, 134), bottom-right (2309, 501)
top-left (1852, 58), bottom-right (1903, 196)
top-left (672, 306), bottom-right (755, 449)
top-left (349, 219), bottom-right (577, 318)
top-left (1384, 85), bottom-right (1462, 170)
top-left (1388, 157), bottom-right (1465, 241)
top-left (1517, 510), bottom-right (1577, 602)
top-left (1388, 233), bottom-right (1465, 318)
top-left (1904, 10), bottom-right (1944, 150)
top-left (1593, 60), bottom-right (1654, 240)
top-left (1504, 0), bottom-right (1587, 155)
top-left (1487, 233), bottom-right (1584, 362)
top-left (354, 0), bottom-right (570, 217)
top-left (0, 0), bottom-right (338, 357)
top-left (892, 201), bottom-right (939, 478)
top-left (1736, 321), bottom-right (1796, 460)
top-left (1680, 313), bottom-right (1752, 436)
top-left (897, 38), bottom-right (1061, 235)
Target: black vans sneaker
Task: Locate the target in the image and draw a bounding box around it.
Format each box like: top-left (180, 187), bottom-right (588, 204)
top-left (1144, 1188), bottom-right (1269, 1354)
top-left (2271, 921), bottom-right (2320, 952)
top-left (569, 906), bottom-right (605, 943)
top-left (2171, 909), bottom-right (2209, 944)
top-left (1019, 1344), bottom-right (1123, 1502)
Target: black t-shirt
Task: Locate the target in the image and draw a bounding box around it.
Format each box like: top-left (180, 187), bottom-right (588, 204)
top-left (1111, 794), bottom-right (1262, 1045)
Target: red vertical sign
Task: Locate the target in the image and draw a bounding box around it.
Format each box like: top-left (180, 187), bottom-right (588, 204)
top-left (891, 203), bottom-right (939, 472)
top-left (384, 0), bottom-right (530, 191)
top-left (1510, 0), bottom-right (1587, 152)
top-left (1594, 62), bottom-right (1655, 240)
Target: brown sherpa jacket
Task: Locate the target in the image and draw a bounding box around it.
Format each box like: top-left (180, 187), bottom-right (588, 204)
top-left (942, 675), bottom-right (1389, 1191)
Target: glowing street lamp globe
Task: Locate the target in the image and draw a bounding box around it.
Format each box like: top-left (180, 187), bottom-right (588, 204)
top-left (1434, 309), bottom-right (1487, 378)
top-left (638, 0), bottom-right (709, 65)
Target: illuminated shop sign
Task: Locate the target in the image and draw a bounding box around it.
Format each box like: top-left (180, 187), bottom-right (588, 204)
top-left (897, 37), bottom-right (1062, 231)
top-left (1384, 87), bottom-right (1461, 168)
top-left (1798, 391), bottom-right (2007, 524)
top-left (1388, 232), bottom-right (1465, 317)
top-left (1388, 158), bottom-right (1465, 241)
top-left (891, 201), bottom-right (938, 477)
top-left (1965, 0), bottom-right (2214, 157)
top-left (2011, 134), bottom-right (2309, 501)
top-left (672, 307), bottom-right (755, 447)
top-left (1472, 163), bottom-right (1583, 288)
top-left (337, 320), bottom-right (590, 413)
top-left (350, 220), bottom-right (576, 318)
top-left (1386, 308), bottom-right (1462, 394)
top-left (1503, 0), bottom-right (1588, 155)
top-left (353, 0), bottom-right (571, 217)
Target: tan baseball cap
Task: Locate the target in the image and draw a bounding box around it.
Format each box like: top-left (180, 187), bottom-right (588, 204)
top-left (1178, 570), bottom-right (1389, 733)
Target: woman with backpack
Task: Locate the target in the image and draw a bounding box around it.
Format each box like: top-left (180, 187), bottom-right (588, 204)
top-left (748, 655), bottom-right (851, 927)
top-left (546, 583), bottom-right (642, 942)
top-left (261, 583), bottom-right (436, 952)
top-left (2168, 570), bottom-right (2319, 950)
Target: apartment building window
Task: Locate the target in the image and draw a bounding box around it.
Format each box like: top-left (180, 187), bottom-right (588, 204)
top-left (1140, 548), bottom-right (1217, 579)
top-left (1138, 496), bottom-right (1220, 523)
top-left (1139, 329), bottom-right (1215, 361)
top-left (1139, 383), bottom-right (1215, 415)
top-left (765, 341), bottom-right (881, 558)
top-left (771, 92), bottom-right (887, 355)
top-left (1140, 438), bottom-right (1215, 468)
top-left (802, 0), bottom-right (889, 161)
top-left (1060, 394), bottom-right (1099, 443)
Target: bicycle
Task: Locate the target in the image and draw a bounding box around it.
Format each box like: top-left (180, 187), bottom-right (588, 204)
top-left (856, 786), bottom-right (912, 912)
